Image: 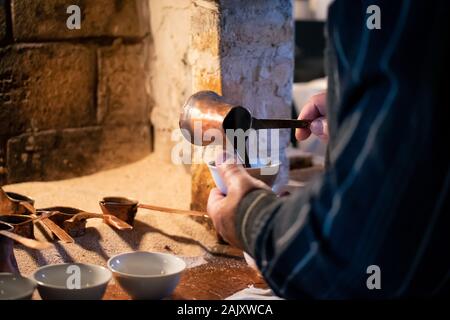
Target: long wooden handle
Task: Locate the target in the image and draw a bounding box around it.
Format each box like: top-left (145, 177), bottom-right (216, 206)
top-left (138, 204), bottom-right (209, 218)
top-left (21, 203), bottom-right (74, 243)
top-left (67, 212), bottom-right (133, 231)
top-left (0, 230), bottom-right (51, 250)
top-left (252, 118), bottom-right (311, 129)
top-left (40, 218), bottom-right (75, 243)
top-left (103, 214), bottom-right (133, 230)
top-left (30, 213), bottom-right (74, 244)
top-left (19, 201), bottom-right (36, 215)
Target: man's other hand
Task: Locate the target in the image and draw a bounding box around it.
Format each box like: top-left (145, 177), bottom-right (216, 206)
top-left (207, 161), bottom-right (270, 248)
top-left (295, 92), bottom-right (329, 142)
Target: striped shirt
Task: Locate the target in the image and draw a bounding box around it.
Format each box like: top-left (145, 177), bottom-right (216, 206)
top-left (236, 0), bottom-right (450, 298)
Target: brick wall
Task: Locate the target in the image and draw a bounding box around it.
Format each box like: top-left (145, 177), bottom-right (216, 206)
top-left (0, 0), bottom-right (152, 184)
top-left (220, 0), bottom-right (294, 192)
top-left (190, 0), bottom-right (293, 210)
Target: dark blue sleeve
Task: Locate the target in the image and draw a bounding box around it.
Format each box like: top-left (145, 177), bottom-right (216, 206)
top-left (236, 0), bottom-right (450, 298)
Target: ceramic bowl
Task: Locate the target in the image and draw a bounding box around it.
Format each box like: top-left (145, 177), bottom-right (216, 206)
top-left (207, 160), bottom-right (281, 194)
top-left (0, 273), bottom-right (36, 300)
top-left (107, 251), bottom-right (186, 300)
top-left (32, 263), bottom-right (112, 300)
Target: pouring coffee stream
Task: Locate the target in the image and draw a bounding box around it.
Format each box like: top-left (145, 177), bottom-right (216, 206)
top-left (179, 91), bottom-right (310, 167)
top-left (179, 91), bottom-right (311, 144)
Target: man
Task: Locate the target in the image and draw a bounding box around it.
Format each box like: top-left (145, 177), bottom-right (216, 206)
top-left (207, 0), bottom-right (449, 298)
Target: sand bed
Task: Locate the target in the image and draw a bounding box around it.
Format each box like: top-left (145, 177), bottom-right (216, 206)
top-left (4, 154), bottom-right (218, 276)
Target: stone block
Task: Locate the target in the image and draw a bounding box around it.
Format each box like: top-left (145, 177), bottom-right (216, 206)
top-left (95, 124), bottom-right (152, 169)
top-left (97, 41), bottom-right (149, 126)
top-left (220, 0), bottom-right (293, 58)
top-left (6, 127), bottom-right (102, 182)
top-left (0, 0), bottom-right (7, 43)
top-left (0, 44), bottom-right (96, 135)
top-left (11, 0), bottom-right (150, 41)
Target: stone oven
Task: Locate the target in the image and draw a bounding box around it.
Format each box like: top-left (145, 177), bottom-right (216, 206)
top-left (0, 0), bottom-right (293, 211)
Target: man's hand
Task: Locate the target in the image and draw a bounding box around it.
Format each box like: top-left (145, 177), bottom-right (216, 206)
top-left (295, 92), bottom-right (329, 142)
top-left (207, 162), bottom-right (271, 249)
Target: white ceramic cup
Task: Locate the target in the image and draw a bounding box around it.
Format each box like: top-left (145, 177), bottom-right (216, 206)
top-left (207, 160), bottom-right (281, 195)
top-left (107, 251), bottom-right (186, 300)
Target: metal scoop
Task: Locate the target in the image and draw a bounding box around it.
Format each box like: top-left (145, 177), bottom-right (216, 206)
top-left (0, 187), bottom-right (35, 215)
top-left (38, 206), bottom-right (133, 238)
top-left (0, 214), bottom-right (35, 239)
top-left (179, 90), bottom-right (311, 146)
top-left (100, 196), bottom-right (208, 226)
top-left (0, 188), bottom-right (75, 243)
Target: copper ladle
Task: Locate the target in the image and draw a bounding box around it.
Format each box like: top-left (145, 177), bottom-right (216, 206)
top-left (0, 214), bottom-right (35, 239)
top-left (0, 187), bottom-right (35, 215)
top-left (179, 90), bottom-right (311, 146)
top-left (0, 188), bottom-right (74, 243)
top-left (37, 206), bottom-right (133, 238)
top-left (100, 197), bottom-right (208, 226)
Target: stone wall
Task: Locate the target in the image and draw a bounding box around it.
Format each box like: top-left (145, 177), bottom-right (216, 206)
top-left (220, 0), bottom-right (293, 190)
top-left (148, 0), bottom-right (192, 162)
top-left (0, 0), bottom-right (152, 184)
top-left (190, 0), bottom-right (293, 210)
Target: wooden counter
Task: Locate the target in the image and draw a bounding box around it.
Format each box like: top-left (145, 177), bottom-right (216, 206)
top-left (104, 250), bottom-right (267, 300)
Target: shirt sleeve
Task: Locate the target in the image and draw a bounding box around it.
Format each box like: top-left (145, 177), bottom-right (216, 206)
top-left (235, 0), bottom-right (450, 299)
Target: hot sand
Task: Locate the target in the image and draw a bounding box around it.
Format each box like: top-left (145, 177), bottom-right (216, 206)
top-left (4, 154), bottom-right (218, 277)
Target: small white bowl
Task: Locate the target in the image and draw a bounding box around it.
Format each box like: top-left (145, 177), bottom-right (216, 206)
top-left (107, 251), bottom-right (186, 300)
top-left (0, 273), bottom-right (36, 300)
top-left (207, 160), bottom-right (281, 194)
top-left (32, 263), bottom-right (112, 300)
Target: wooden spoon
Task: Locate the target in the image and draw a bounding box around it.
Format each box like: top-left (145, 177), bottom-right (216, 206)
top-left (0, 230), bottom-right (51, 250)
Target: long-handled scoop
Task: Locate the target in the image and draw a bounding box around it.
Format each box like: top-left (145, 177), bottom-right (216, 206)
top-left (65, 211), bottom-right (133, 231)
top-left (0, 189), bottom-right (75, 243)
top-left (100, 197), bottom-right (208, 226)
top-left (19, 203), bottom-right (75, 244)
top-left (0, 187), bottom-right (35, 215)
top-left (179, 90), bottom-right (311, 146)
top-left (37, 206), bottom-right (132, 238)
top-left (0, 230), bottom-right (51, 250)
top-left (138, 203), bottom-right (208, 218)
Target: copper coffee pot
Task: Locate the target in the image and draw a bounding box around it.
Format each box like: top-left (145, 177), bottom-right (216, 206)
top-left (179, 91), bottom-right (311, 146)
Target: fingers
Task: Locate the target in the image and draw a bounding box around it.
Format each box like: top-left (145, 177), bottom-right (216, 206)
top-left (310, 116), bottom-right (329, 141)
top-left (295, 125), bottom-right (311, 141)
top-left (218, 162), bottom-right (246, 191)
top-left (295, 92), bottom-right (327, 141)
top-left (208, 187), bottom-right (225, 205)
top-left (207, 188), bottom-right (225, 217)
top-left (300, 92), bottom-right (327, 119)
top-left (206, 188), bottom-right (241, 247)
